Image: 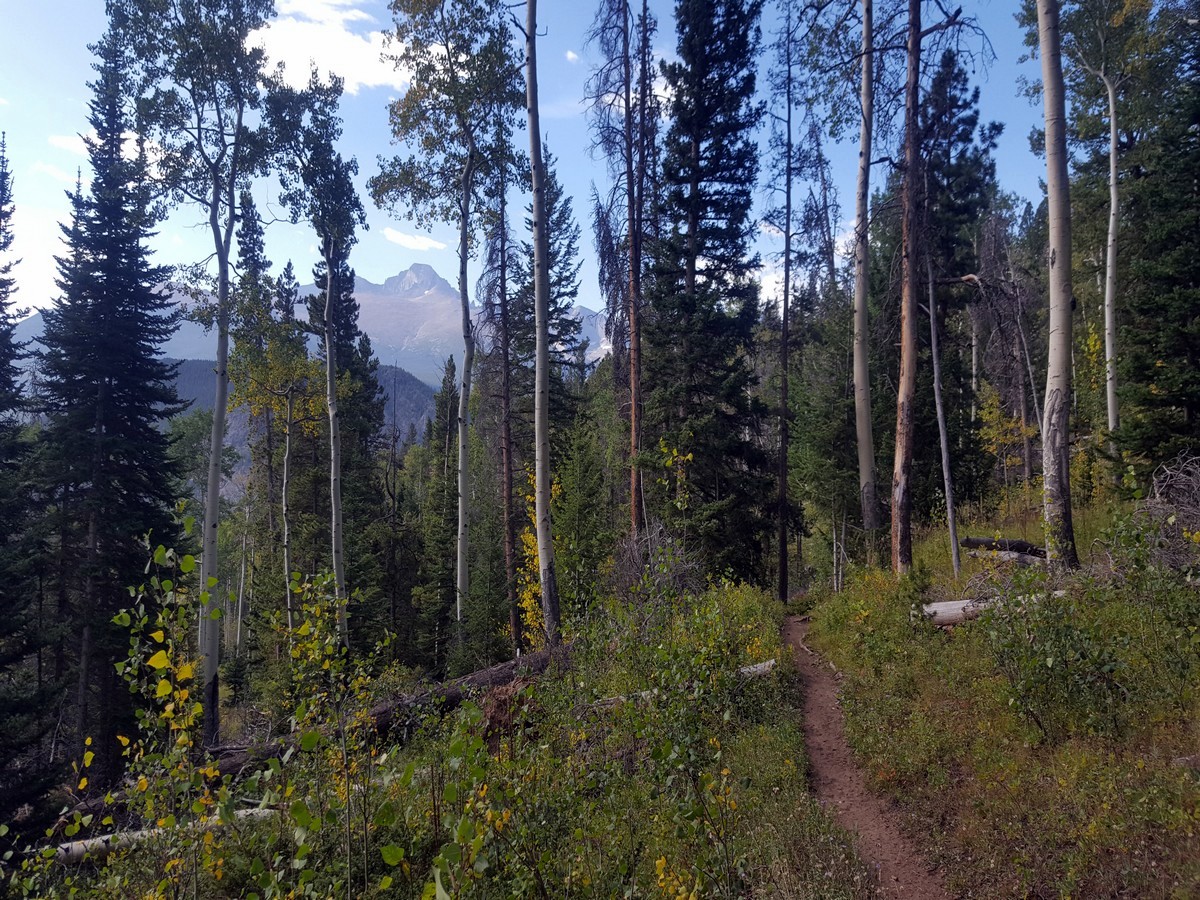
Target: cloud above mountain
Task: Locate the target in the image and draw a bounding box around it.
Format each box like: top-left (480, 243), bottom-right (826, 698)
top-left (384, 228), bottom-right (447, 252)
top-left (253, 0), bottom-right (408, 95)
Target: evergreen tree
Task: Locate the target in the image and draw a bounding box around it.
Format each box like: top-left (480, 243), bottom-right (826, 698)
top-left (644, 0), bottom-right (768, 581)
top-left (35, 36), bottom-right (182, 784)
top-left (0, 133), bottom-right (60, 823)
top-left (1117, 6), bottom-right (1200, 465)
top-left (512, 146), bottom-right (585, 454)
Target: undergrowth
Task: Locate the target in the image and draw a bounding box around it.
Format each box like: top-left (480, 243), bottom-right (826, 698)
top-left (809, 509), bottom-right (1200, 898)
top-left (5, 565), bottom-right (875, 898)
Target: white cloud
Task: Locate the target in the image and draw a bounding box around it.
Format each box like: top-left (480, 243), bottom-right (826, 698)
top-left (31, 161), bottom-right (79, 185)
top-left (253, 1), bottom-right (409, 94)
top-left (565, 50), bottom-right (580, 63)
top-left (0, 97), bottom-right (9, 107)
top-left (48, 133), bottom-right (87, 155)
top-left (384, 228), bottom-right (446, 252)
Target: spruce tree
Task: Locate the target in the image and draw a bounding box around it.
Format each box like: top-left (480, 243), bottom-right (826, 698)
top-left (36, 36), bottom-right (182, 784)
top-left (0, 134), bottom-right (61, 823)
top-left (511, 146), bottom-right (585, 454)
top-left (644, 0), bottom-right (768, 580)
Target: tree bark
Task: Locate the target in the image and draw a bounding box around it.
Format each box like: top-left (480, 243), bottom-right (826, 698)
top-left (853, 0), bottom-right (881, 536)
top-left (455, 153), bottom-right (477, 625)
top-left (624, 0), bottom-right (645, 540)
top-left (282, 391), bottom-right (295, 636)
top-left (778, 2), bottom-right (795, 605)
top-left (526, 0), bottom-right (562, 644)
top-left (891, 0), bottom-right (921, 575)
top-left (200, 192), bottom-right (230, 749)
top-left (1036, 0), bottom-right (1079, 568)
top-left (323, 248), bottom-right (348, 647)
top-left (1102, 74), bottom-right (1120, 441)
top-left (498, 184), bottom-right (521, 655)
top-left (927, 259), bottom-right (960, 579)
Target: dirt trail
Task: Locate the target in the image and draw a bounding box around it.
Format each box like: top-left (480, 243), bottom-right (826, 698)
top-left (783, 616), bottom-right (953, 900)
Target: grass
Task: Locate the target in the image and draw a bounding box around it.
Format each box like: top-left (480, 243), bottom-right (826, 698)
top-left (11, 581), bottom-right (879, 899)
top-left (808, 504), bottom-right (1200, 898)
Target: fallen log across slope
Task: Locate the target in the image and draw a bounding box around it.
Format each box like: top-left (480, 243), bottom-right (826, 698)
top-left (213, 642), bottom-right (574, 779)
top-left (922, 590), bottom-right (1066, 627)
top-left (966, 549), bottom-right (1046, 567)
top-left (959, 536), bottom-right (1046, 557)
top-left (49, 649), bottom-right (779, 864)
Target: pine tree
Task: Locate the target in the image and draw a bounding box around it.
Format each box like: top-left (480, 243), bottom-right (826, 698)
top-left (1117, 5), bottom-right (1200, 465)
top-left (0, 133), bottom-right (61, 823)
top-left (36, 36), bottom-right (182, 784)
top-left (512, 146), bottom-right (585, 454)
top-left (644, 0), bottom-right (768, 581)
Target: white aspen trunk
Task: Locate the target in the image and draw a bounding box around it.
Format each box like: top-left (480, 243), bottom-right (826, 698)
top-left (778, 3), bottom-right (794, 605)
top-left (323, 251), bottom-right (348, 647)
top-left (234, 507), bottom-right (248, 655)
top-left (853, 0), bottom-right (881, 535)
top-left (1103, 75), bottom-right (1120, 439)
top-left (455, 154), bottom-right (477, 625)
top-left (282, 390), bottom-right (295, 637)
top-left (1036, 0), bottom-right (1079, 568)
top-left (928, 259), bottom-right (961, 579)
top-left (623, 0), bottom-right (645, 540)
top-left (891, 0), bottom-right (921, 575)
top-left (200, 181), bottom-right (231, 748)
top-left (526, 0), bottom-right (562, 644)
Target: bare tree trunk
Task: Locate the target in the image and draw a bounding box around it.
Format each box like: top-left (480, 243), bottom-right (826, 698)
top-left (234, 506), bottom-right (249, 655)
top-left (323, 250), bottom-right (349, 648)
top-left (1036, 0), bottom-right (1079, 568)
top-left (853, 0), bottom-right (881, 536)
top-left (282, 391), bottom-right (295, 636)
top-left (778, 3), bottom-right (795, 605)
top-left (1020, 365), bottom-right (1034, 483)
top-left (200, 144), bottom-right (243, 748)
top-left (623, 0), bottom-right (645, 540)
top-left (928, 259), bottom-right (961, 578)
top-left (891, 0), bottom-right (921, 575)
top-left (970, 305), bottom-right (979, 423)
top-left (455, 154), bottom-right (477, 625)
top-left (498, 185), bottom-right (521, 654)
top-left (526, 0), bottom-right (562, 644)
top-left (1102, 75), bottom-right (1120, 442)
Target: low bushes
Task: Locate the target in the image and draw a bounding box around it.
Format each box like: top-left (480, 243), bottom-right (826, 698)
top-left (809, 518), bottom-right (1200, 898)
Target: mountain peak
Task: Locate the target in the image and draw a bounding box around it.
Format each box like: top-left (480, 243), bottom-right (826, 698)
top-left (382, 263), bottom-right (454, 299)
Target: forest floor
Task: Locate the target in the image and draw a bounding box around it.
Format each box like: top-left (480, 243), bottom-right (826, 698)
top-left (784, 615), bottom-right (953, 900)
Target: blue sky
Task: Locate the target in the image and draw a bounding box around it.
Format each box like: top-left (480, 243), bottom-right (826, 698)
top-left (0, 0), bottom-right (1046, 319)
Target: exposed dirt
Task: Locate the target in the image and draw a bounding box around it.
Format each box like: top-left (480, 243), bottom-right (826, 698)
top-left (783, 616), bottom-right (953, 900)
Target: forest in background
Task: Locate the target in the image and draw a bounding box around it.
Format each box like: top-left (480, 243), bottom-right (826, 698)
top-left (0, 0), bottom-right (1198, 895)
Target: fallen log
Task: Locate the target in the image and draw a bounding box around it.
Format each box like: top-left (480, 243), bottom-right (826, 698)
top-left (966, 549), bottom-right (1046, 567)
top-left (213, 642), bottom-right (573, 779)
top-left (960, 536), bottom-right (1046, 557)
top-left (922, 590), bottom-right (1066, 627)
top-left (51, 651), bottom-right (778, 865)
top-left (583, 659), bottom-right (776, 713)
top-left (52, 808), bottom-right (274, 865)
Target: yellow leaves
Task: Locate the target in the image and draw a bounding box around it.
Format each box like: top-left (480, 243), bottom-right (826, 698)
top-left (176, 663), bottom-right (194, 682)
top-left (117, 734), bottom-right (130, 747)
top-left (83, 750), bottom-right (95, 768)
top-left (156, 679), bottom-right (173, 698)
top-left (150, 630), bottom-right (165, 643)
top-left (77, 777), bottom-right (88, 791)
top-left (137, 776), bottom-right (149, 792)
top-left (147, 650), bottom-right (170, 670)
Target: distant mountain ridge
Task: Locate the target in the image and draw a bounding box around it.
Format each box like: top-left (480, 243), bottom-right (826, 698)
top-left (15, 263), bottom-right (607, 388)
